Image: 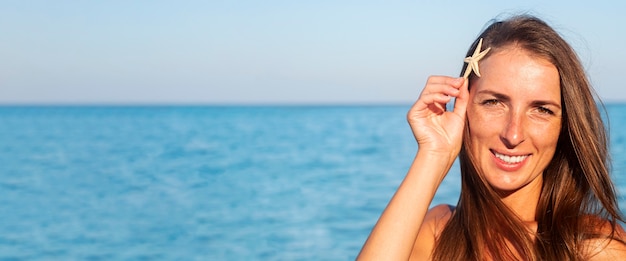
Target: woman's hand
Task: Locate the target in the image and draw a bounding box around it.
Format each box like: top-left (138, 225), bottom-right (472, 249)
top-left (407, 76), bottom-right (469, 162)
top-left (358, 76), bottom-right (470, 261)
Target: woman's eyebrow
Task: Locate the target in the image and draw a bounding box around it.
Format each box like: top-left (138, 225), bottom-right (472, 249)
top-left (476, 90), bottom-right (561, 109)
top-left (530, 100), bottom-right (562, 109)
top-left (475, 90), bottom-right (510, 102)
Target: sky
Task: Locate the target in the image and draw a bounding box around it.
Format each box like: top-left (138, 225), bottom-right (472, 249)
top-left (1, 0), bottom-right (625, 105)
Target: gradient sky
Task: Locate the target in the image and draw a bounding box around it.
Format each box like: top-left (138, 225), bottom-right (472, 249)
top-left (1, 0), bottom-right (625, 104)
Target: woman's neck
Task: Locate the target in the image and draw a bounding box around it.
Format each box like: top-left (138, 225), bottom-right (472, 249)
top-left (497, 174), bottom-right (543, 223)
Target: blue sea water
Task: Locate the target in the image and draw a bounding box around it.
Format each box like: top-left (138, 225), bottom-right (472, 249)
top-left (0, 104), bottom-right (625, 260)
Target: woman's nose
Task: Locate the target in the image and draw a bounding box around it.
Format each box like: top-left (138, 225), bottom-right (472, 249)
top-left (500, 111), bottom-right (525, 148)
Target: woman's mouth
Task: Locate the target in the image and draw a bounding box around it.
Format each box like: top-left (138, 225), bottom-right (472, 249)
top-left (491, 150), bottom-right (531, 171)
top-left (493, 151), bottom-right (529, 164)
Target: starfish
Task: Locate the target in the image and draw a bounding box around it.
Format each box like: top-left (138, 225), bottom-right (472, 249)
top-left (463, 38), bottom-right (491, 78)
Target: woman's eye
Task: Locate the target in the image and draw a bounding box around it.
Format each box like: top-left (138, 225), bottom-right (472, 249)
top-left (537, 106), bottom-right (554, 115)
top-left (481, 99), bottom-right (499, 106)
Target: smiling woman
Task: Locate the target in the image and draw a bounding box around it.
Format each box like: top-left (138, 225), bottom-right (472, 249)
top-left (358, 15), bottom-right (626, 260)
top-left (467, 47), bottom-right (561, 192)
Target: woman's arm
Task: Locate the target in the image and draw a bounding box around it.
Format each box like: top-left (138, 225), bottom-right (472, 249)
top-left (357, 76), bottom-right (469, 260)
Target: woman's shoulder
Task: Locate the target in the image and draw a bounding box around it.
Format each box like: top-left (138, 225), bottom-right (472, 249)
top-left (425, 204), bottom-right (455, 231)
top-left (427, 204), bottom-right (456, 215)
top-left (410, 204), bottom-right (455, 260)
top-left (582, 215), bottom-right (626, 260)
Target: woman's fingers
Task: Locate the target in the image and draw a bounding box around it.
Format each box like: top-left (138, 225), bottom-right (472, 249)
top-left (452, 77), bottom-right (469, 117)
top-left (417, 92), bottom-right (452, 108)
top-left (421, 76), bottom-right (463, 97)
top-left (407, 76), bottom-right (468, 150)
top-left (410, 76), bottom-right (465, 115)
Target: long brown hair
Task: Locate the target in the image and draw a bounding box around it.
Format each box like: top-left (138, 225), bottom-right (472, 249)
top-left (432, 15), bottom-right (624, 260)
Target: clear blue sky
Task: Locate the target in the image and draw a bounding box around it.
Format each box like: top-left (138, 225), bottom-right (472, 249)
top-left (1, 0), bottom-right (625, 104)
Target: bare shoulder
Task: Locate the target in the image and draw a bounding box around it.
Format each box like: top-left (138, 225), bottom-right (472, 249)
top-left (424, 204), bottom-right (455, 230)
top-left (584, 216), bottom-right (626, 260)
top-left (409, 204), bottom-right (455, 261)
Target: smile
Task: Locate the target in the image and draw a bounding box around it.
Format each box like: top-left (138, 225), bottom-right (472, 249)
top-left (493, 151), bottom-right (529, 164)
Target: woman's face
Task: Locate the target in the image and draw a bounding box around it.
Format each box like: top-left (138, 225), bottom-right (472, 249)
top-left (467, 46), bottom-right (562, 193)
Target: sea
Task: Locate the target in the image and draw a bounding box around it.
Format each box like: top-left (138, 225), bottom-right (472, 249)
top-left (0, 104), bottom-right (625, 260)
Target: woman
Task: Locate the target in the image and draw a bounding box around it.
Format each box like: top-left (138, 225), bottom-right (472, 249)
top-left (358, 15), bottom-right (626, 260)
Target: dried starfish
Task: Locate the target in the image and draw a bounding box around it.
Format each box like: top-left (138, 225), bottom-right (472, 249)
top-left (463, 38), bottom-right (491, 78)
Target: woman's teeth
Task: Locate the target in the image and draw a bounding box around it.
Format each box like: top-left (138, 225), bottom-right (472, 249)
top-left (494, 152), bottom-right (528, 164)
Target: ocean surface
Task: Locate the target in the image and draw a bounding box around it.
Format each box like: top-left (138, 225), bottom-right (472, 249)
top-left (0, 104), bottom-right (625, 260)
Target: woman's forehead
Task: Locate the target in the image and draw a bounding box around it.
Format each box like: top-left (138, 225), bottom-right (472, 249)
top-left (471, 47), bottom-right (561, 102)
